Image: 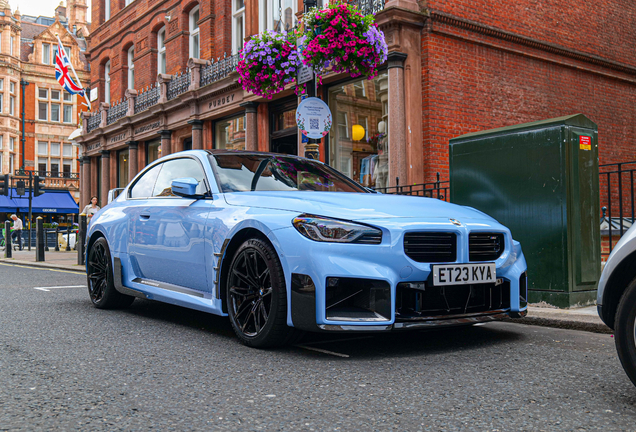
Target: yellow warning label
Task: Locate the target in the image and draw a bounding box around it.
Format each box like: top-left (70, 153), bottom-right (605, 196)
top-left (580, 144), bottom-right (591, 151)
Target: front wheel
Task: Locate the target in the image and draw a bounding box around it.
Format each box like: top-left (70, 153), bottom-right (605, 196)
top-left (86, 237), bottom-right (134, 309)
top-left (226, 237), bottom-right (295, 348)
top-left (615, 277), bottom-right (636, 386)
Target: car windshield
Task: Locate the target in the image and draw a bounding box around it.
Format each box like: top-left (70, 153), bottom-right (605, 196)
top-left (209, 154), bottom-right (368, 193)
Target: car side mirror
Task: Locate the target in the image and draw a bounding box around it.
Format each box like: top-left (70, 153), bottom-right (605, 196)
top-left (171, 178), bottom-right (203, 198)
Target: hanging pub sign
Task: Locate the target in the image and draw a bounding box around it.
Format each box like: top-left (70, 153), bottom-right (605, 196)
top-left (296, 97), bottom-right (332, 139)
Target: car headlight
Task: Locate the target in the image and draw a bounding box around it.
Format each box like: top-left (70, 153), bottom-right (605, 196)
top-left (292, 215), bottom-right (382, 244)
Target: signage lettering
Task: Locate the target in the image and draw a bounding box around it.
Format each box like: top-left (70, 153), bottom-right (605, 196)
top-left (109, 132), bottom-right (127, 144)
top-left (134, 120), bottom-right (162, 135)
top-left (209, 93), bottom-right (235, 110)
top-left (87, 142), bottom-right (102, 151)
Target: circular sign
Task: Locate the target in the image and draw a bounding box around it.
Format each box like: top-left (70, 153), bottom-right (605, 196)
top-left (296, 97), bottom-right (332, 139)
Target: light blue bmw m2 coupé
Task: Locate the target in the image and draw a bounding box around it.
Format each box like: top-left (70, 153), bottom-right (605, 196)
top-left (85, 150), bottom-right (528, 347)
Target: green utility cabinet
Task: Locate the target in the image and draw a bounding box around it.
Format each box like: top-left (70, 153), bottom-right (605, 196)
top-left (449, 114), bottom-right (600, 307)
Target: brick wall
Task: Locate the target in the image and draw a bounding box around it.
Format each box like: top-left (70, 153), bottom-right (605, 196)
top-left (88, 0), bottom-right (227, 109)
top-left (421, 24), bottom-right (636, 181)
top-left (426, 0), bottom-right (636, 69)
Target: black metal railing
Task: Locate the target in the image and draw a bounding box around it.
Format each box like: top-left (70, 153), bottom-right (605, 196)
top-left (201, 54), bottom-right (240, 87)
top-left (373, 173), bottom-right (450, 201)
top-left (167, 69), bottom-right (191, 101)
top-left (134, 83), bottom-right (160, 114)
top-left (86, 113), bottom-right (101, 132)
top-left (600, 161), bottom-right (636, 255)
top-left (107, 100), bottom-right (128, 125)
top-left (351, 0), bottom-right (386, 15)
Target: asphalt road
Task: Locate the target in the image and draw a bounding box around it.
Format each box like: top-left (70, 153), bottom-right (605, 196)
top-left (1, 263), bottom-right (635, 431)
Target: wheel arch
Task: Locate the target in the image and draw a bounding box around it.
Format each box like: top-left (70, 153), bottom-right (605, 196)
top-left (602, 250), bottom-right (636, 329)
top-left (218, 227), bottom-right (280, 314)
top-left (85, 230), bottom-right (107, 267)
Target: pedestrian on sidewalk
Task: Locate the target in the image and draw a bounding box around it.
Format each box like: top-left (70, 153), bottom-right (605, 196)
top-left (82, 197), bottom-right (101, 224)
top-left (10, 214), bottom-right (22, 251)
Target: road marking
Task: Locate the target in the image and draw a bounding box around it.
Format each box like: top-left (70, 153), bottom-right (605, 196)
top-left (300, 336), bottom-right (374, 346)
top-left (34, 285), bottom-right (86, 292)
top-left (295, 345), bottom-right (350, 358)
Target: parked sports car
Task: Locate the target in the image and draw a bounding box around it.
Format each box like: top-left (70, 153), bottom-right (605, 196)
top-left (598, 224), bottom-right (636, 386)
top-left (85, 150), bottom-right (528, 347)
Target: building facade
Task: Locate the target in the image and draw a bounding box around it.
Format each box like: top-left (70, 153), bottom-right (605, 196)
top-left (0, 0), bottom-right (90, 211)
top-left (77, 0), bottom-right (636, 208)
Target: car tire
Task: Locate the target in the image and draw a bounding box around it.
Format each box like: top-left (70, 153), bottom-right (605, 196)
top-left (615, 277), bottom-right (636, 386)
top-left (226, 237), bottom-right (296, 348)
top-left (86, 237), bottom-right (135, 309)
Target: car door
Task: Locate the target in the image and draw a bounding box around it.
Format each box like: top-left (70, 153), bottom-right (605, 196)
top-left (129, 157), bottom-right (211, 292)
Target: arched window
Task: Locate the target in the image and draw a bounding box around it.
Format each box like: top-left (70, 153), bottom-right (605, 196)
top-left (158, 27), bottom-right (166, 74)
top-left (105, 61), bottom-right (111, 103)
top-left (128, 46), bottom-right (135, 90)
top-left (189, 6), bottom-right (200, 59)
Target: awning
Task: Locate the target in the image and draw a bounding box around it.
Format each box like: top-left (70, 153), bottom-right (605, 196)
top-left (10, 188), bottom-right (79, 214)
top-left (0, 194), bottom-right (17, 213)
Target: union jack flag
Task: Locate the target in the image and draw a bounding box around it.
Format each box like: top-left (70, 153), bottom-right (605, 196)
top-left (55, 42), bottom-right (85, 96)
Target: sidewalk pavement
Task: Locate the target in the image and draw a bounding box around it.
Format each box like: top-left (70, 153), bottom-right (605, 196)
top-left (0, 249), bottom-right (84, 272)
top-left (0, 251), bottom-right (612, 334)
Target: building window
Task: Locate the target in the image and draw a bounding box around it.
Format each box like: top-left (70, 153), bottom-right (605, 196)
top-left (232, 1), bottom-right (245, 54)
top-left (63, 161), bottom-right (72, 177)
top-left (215, 114), bottom-right (246, 150)
top-left (10, 81), bottom-right (14, 94)
top-left (0, 79), bottom-right (3, 90)
top-left (63, 105), bottom-right (73, 123)
top-left (50, 159), bottom-right (60, 177)
top-left (260, 0), bottom-right (296, 32)
top-left (189, 7), bottom-right (200, 59)
top-left (0, 92), bottom-right (3, 113)
top-left (50, 142), bottom-right (60, 156)
top-left (9, 137), bottom-right (14, 151)
top-left (38, 142), bottom-right (48, 156)
top-left (38, 162), bottom-right (47, 175)
top-left (105, 0), bottom-right (110, 20)
top-left (9, 96), bottom-right (14, 116)
top-left (105, 61), bottom-right (111, 103)
top-left (39, 102), bottom-right (48, 120)
top-left (118, 149), bottom-right (129, 187)
top-left (39, 88), bottom-right (48, 99)
top-left (158, 27), bottom-right (166, 74)
top-left (63, 144), bottom-right (72, 157)
top-left (51, 104), bottom-right (61, 122)
top-left (63, 91), bottom-right (72, 102)
top-left (146, 140), bottom-right (161, 164)
top-left (328, 72), bottom-right (389, 187)
top-left (125, 0), bottom-right (134, 6)
top-left (9, 153), bottom-right (13, 174)
top-left (51, 90), bottom-right (60, 101)
top-left (127, 46), bottom-right (135, 90)
top-left (43, 44), bottom-right (51, 64)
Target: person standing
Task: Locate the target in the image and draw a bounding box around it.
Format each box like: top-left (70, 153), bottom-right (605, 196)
top-left (10, 214), bottom-right (22, 251)
top-left (81, 196), bottom-right (101, 223)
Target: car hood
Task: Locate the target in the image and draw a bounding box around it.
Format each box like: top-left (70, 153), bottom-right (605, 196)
top-left (222, 191), bottom-right (496, 221)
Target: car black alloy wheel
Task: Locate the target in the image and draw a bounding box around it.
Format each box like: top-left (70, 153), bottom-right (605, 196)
top-left (86, 237), bottom-right (134, 309)
top-left (226, 237), bottom-right (296, 347)
top-left (615, 277), bottom-right (636, 386)
top-left (229, 248), bottom-right (272, 337)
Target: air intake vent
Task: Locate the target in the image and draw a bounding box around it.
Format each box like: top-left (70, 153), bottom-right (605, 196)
top-left (404, 232), bottom-right (457, 263)
top-left (469, 233), bottom-right (505, 261)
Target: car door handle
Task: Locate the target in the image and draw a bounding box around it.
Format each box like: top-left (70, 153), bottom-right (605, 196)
top-left (140, 212), bottom-right (150, 220)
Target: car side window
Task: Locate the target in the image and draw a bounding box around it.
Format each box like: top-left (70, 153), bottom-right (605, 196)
top-left (152, 158), bottom-right (208, 197)
top-left (129, 163), bottom-right (163, 199)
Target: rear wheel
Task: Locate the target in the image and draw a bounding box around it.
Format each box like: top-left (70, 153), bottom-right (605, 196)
top-left (86, 237), bottom-right (134, 309)
top-left (615, 277), bottom-right (636, 386)
top-left (226, 237), bottom-right (295, 348)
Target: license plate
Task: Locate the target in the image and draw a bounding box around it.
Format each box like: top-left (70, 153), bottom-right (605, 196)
top-left (432, 263), bottom-right (496, 286)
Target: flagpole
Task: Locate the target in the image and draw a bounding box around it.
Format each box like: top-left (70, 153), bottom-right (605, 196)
top-left (55, 33), bottom-right (91, 111)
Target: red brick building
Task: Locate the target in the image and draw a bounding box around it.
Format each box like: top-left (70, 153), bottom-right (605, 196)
top-left (76, 0), bottom-right (636, 209)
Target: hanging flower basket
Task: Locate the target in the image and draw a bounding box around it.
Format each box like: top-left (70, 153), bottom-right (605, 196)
top-left (301, 2), bottom-right (388, 80)
top-left (237, 31), bottom-right (302, 99)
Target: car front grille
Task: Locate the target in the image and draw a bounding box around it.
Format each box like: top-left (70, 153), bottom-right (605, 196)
top-left (404, 232), bottom-right (457, 263)
top-left (469, 233), bottom-right (505, 262)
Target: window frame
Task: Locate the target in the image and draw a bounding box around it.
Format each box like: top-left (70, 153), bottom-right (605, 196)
top-left (63, 104), bottom-right (73, 123)
top-left (104, 61), bottom-right (111, 103)
top-left (38, 101), bottom-right (48, 121)
top-left (232, 1), bottom-right (245, 55)
top-left (158, 27), bottom-right (167, 74)
top-left (42, 43), bottom-right (51, 64)
top-left (9, 95), bottom-right (14, 116)
top-left (189, 6), bottom-right (200, 59)
top-left (51, 103), bottom-right (61, 122)
top-left (127, 46), bottom-right (135, 90)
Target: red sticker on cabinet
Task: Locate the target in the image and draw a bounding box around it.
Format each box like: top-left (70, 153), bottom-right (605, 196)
top-left (579, 135), bottom-right (591, 151)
